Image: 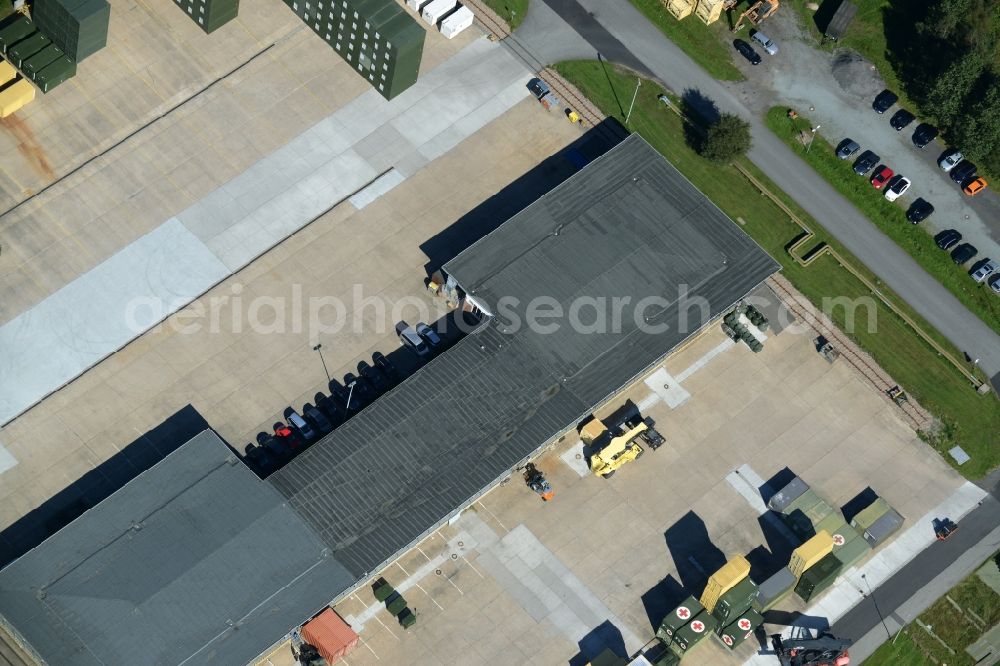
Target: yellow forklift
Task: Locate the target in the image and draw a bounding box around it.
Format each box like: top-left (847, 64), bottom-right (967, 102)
top-left (581, 400), bottom-right (665, 478)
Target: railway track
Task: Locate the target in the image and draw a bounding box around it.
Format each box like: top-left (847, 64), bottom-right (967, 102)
top-left (767, 275), bottom-right (933, 431)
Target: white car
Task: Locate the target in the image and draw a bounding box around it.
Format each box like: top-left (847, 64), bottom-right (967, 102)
top-left (884, 176), bottom-right (911, 202)
top-left (970, 259), bottom-right (998, 283)
top-left (939, 149), bottom-right (963, 172)
top-left (989, 273), bottom-right (1000, 294)
top-left (751, 31), bottom-right (779, 55)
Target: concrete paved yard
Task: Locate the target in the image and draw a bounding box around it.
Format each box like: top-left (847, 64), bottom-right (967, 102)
top-left (0, 96), bottom-right (586, 541)
top-left (317, 321), bottom-right (967, 666)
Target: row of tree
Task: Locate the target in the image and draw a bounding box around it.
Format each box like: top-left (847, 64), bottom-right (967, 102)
top-left (890, 0), bottom-right (1000, 172)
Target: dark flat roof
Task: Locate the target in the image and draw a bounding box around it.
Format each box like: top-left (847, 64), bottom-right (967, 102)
top-left (0, 431), bottom-right (353, 666)
top-left (270, 134), bottom-right (778, 578)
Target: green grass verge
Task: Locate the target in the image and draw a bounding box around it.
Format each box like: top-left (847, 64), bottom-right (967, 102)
top-left (763, 106), bottom-right (1000, 338)
top-left (554, 59), bottom-right (1000, 478)
top-left (864, 558), bottom-right (1000, 665)
top-left (480, 0), bottom-right (529, 30)
top-left (628, 0), bottom-right (744, 82)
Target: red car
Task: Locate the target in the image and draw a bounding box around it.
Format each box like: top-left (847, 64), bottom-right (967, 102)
top-left (871, 166), bottom-right (894, 189)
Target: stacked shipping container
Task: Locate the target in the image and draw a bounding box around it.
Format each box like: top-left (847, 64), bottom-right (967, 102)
top-left (32, 0), bottom-right (110, 62)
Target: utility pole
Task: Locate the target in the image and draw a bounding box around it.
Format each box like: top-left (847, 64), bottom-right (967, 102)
top-left (313, 343), bottom-right (331, 383)
top-left (346, 381), bottom-right (357, 411)
top-left (625, 77), bottom-right (641, 124)
top-left (806, 124), bottom-right (820, 153)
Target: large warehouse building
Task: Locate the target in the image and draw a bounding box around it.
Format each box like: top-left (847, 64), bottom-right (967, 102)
top-left (0, 135), bottom-right (778, 665)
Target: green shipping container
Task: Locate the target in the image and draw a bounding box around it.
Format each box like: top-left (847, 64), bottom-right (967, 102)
top-left (712, 577), bottom-right (758, 627)
top-left (781, 489), bottom-right (822, 517)
top-left (717, 608), bottom-right (763, 650)
top-left (670, 610), bottom-right (718, 656)
top-left (22, 44), bottom-right (63, 79)
top-left (0, 17), bottom-right (36, 54)
top-left (8, 32), bottom-right (51, 68)
top-left (34, 55), bottom-right (76, 92)
top-left (850, 498), bottom-right (891, 531)
top-left (657, 596), bottom-right (704, 641)
top-left (814, 511), bottom-right (849, 541)
top-left (795, 553), bottom-right (843, 602)
top-left (833, 529), bottom-right (871, 570)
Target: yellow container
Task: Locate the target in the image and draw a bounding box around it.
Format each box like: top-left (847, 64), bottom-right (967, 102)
top-left (700, 555), bottom-right (751, 612)
top-left (788, 531), bottom-right (834, 578)
top-left (0, 60), bottom-right (17, 87)
top-left (695, 0), bottom-right (725, 24)
top-left (0, 79), bottom-right (35, 118)
top-left (666, 0), bottom-right (695, 19)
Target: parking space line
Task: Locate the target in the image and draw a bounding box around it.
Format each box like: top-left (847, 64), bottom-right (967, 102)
top-left (372, 614), bottom-right (398, 641)
top-left (476, 500), bottom-right (509, 533)
top-left (414, 582), bottom-right (444, 610)
top-left (361, 638), bottom-right (380, 660)
top-left (462, 555), bottom-right (485, 578)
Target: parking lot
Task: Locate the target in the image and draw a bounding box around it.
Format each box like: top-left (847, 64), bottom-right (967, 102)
top-left (0, 42), bottom-right (588, 544)
top-left (250, 306), bottom-right (969, 666)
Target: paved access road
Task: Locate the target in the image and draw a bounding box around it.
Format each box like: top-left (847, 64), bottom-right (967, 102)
top-left (520, 0), bottom-right (1000, 392)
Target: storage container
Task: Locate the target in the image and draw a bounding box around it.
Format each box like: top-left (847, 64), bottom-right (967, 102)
top-left (301, 608), bottom-right (359, 663)
top-left (711, 576), bottom-right (758, 627)
top-left (781, 489), bottom-right (823, 517)
top-left (767, 476), bottom-right (809, 512)
top-left (0, 59), bottom-right (16, 86)
top-left (665, 0), bottom-right (695, 19)
top-left (862, 507), bottom-right (903, 547)
top-left (700, 555), bottom-right (751, 612)
top-left (440, 5), bottom-right (473, 38)
top-left (832, 527), bottom-right (870, 569)
top-left (717, 608), bottom-right (763, 650)
top-left (421, 0), bottom-right (457, 25)
top-left (795, 553), bottom-right (842, 602)
top-left (670, 610), bottom-right (718, 655)
top-left (0, 17), bottom-right (36, 54)
top-left (788, 530), bottom-right (833, 578)
top-left (406, 0), bottom-right (431, 11)
top-left (8, 32), bottom-right (51, 68)
top-left (22, 44), bottom-right (63, 79)
top-left (753, 567), bottom-right (796, 612)
top-left (34, 55), bottom-right (76, 92)
top-left (0, 78), bottom-right (35, 117)
top-left (657, 595), bottom-right (704, 641)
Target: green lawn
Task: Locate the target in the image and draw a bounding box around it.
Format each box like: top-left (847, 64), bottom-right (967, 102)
top-left (763, 106), bottom-right (1000, 338)
top-left (628, 0), bottom-right (744, 81)
top-left (481, 0), bottom-right (529, 30)
top-left (864, 559), bottom-right (1000, 665)
top-left (554, 59), bottom-right (1000, 479)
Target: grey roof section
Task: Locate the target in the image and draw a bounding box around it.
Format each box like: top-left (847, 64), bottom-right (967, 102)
top-left (0, 431), bottom-right (353, 666)
top-left (270, 135), bottom-right (779, 578)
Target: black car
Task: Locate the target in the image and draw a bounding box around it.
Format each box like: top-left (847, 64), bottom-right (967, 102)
top-left (905, 198), bottom-right (934, 223)
top-left (911, 123), bottom-right (938, 148)
top-left (244, 441), bottom-right (277, 476)
top-left (873, 89), bottom-right (898, 114)
top-left (373, 351), bottom-right (401, 386)
top-left (314, 391), bottom-right (345, 426)
top-left (302, 402), bottom-right (334, 434)
top-left (935, 229), bottom-right (962, 250)
top-left (853, 150), bottom-right (880, 175)
top-left (734, 39), bottom-right (762, 65)
top-left (358, 360), bottom-right (390, 394)
top-left (951, 243), bottom-right (978, 265)
top-left (950, 160), bottom-right (977, 184)
top-left (836, 138), bottom-right (861, 159)
top-left (343, 372), bottom-right (375, 409)
top-left (889, 109), bottom-right (915, 131)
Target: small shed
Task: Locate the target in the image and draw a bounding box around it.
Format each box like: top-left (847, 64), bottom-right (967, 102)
top-left (301, 609), bottom-right (360, 664)
top-left (824, 1), bottom-right (858, 40)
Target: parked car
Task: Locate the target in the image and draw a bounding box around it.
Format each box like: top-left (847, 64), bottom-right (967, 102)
top-left (911, 123), bottom-right (938, 148)
top-left (871, 166), bottom-right (893, 189)
top-left (526, 78), bottom-right (550, 99)
top-left (751, 30), bottom-right (779, 55)
top-left (889, 109), bottom-right (915, 131)
top-left (884, 175), bottom-right (911, 202)
top-left (416, 322), bottom-right (443, 350)
top-left (950, 160), bottom-right (977, 184)
top-left (358, 360), bottom-right (390, 394)
top-left (284, 407), bottom-right (317, 440)
top-left (243, 442), bottom-right (276, 476)
top-left (872, 89), bottom-right (898, 114)
top-left (302, 402), bottom-right (334, 434)
top-left (272, 421), bottom-right (304, 450)
top-left (396, 321), bottom-right (431, 358)
top-left (951, 243), bottom-right (978, 265)
top-left (989, 273), bottom-right (1000, 294)
top-left (935, 229), bottom-right (962, 250)
top-left (258, 431), bottom-right (292, 460)
top-left (906, 198), bottom-right (934, 223)
top-left (733, 39), bottom-right (762, 65)
top-left (963, 177), bottom-right (988, 196)
top-left (314, 391), bottom-right (345, 426)
top-left (373, 351), bottom-right (402, 386)
top-left (938, 148), bottom-right (964, 172)
top-left (836, 138), bottom-right (860, 160)
top-left (343, 372), bottom-right (375, 409)
top-left (970, 258), bottom-right (998, 283)
top-left (853, 150), bottom-right (880, 175)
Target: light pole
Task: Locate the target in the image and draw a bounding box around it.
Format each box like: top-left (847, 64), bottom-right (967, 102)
top-left (313, 343), bottom-right (331, 383)
top-left (861, 574), bottom-right (891, 638)
top-left (625, 77), bottom-right (641, 124)
top-left (806, 125), bottom-right (820, 153)
top-left (346, 381), bottom-right (357, 412)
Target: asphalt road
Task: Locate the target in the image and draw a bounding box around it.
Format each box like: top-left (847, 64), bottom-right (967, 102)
top-left (526, 0), bottom-right (1000, 392)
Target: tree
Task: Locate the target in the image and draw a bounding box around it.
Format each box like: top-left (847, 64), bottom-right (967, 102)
top-left (950, 79), bottom-right (1000, 162)
top-left (699, 113), bottom-right (752, 163)
top-left (924, 53), bottom-right (988, 128)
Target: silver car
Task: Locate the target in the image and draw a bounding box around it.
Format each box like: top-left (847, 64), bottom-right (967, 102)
top-left (751, 31), bottom-right (779, 55)
top-left (939, 148), bottom-right (963, 172)
top-left (970, 258), bottom-right (998, 283)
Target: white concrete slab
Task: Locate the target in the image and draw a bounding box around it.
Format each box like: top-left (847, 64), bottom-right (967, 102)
top-left (560, 442), bottom-right (591, 477)
top-left (644, 368), bottom-right (691, 409)
top-left (0, 219), bottom-right (229, 424)
top-left (348, 169), bottom-right (406, 209)
top-left (0, 439), bottom-right (17, 474)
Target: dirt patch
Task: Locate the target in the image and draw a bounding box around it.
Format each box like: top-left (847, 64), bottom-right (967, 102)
top-left (831, 49), bottom-right (886, 101)
top-left (1, 115), bottom-right (54, 182)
